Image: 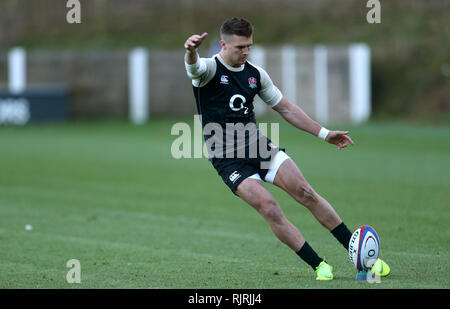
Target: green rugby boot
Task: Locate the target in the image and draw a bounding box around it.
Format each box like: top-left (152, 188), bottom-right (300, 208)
top-left (355, 259), bottom-right (390, 280)
top-left (315, 261), bottom-right (333, 281)
top-left (371, 258), bottom-right (390, 277)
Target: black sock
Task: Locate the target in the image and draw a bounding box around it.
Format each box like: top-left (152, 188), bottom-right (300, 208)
top-left (331, 222), bottom-right (353, 251)
top-left (296, 242), bottom-right (323, 270)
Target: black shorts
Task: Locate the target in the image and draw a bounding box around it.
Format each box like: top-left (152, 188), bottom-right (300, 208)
top-left (210, 146), bottom-right (287, 195)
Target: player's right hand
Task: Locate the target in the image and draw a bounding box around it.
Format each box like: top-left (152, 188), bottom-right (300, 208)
top-left (184, 32), bottom-right (208, 52)
top-left (325, 130), bottom-right (355, 150)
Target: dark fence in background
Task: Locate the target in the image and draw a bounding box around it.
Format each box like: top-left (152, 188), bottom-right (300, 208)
top-left (0, 45), bottom-right (370, 124)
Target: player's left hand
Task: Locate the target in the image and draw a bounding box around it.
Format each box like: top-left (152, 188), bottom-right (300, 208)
top-left (325, 131), bottom-right (355, 150)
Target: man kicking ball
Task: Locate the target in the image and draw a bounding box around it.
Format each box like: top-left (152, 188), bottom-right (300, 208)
top-left (184, 17), bottom-right (390, 281)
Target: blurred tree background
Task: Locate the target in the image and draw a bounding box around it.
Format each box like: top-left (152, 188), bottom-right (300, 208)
top-left (0, 0), bottom-right (448, 124)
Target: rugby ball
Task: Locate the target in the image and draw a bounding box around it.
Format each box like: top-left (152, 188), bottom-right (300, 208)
top-left (348, 225), bottom-right (380, 271)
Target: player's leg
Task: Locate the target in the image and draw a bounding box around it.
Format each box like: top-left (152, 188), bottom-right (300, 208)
top-left (270, 156), bottom-right (353, 251)
top-left (272, 158), bottom-right (342, 230)
top-left (235, 177), bottom-right (332, 279)
top-left (268, 154), bottom-right (390, 279)
top-left (236, 177), bottom-right (305, 252)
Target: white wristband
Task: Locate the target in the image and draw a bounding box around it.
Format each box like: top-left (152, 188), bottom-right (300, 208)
top-left (318, 127), bottom-right (330, 140)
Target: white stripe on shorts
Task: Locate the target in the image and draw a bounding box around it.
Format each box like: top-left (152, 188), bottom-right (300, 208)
top-left (247, 150), bottom-right (290, 184)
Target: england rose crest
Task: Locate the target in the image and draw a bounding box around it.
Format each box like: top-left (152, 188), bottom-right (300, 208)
top-left (248, 77), bottom-right (257, 89)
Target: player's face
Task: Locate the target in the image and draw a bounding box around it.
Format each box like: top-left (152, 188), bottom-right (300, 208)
top-left (220, 35), bottom-right (253, 67)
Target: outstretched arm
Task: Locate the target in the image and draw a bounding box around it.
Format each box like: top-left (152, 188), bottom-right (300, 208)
top-left (273, 97), bottom-right (355, 150)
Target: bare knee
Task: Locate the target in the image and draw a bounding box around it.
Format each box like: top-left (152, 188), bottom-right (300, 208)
top-left (258, 200), bottom-right (284, 224)
top-left (294, 183), bottom-right (318, 207)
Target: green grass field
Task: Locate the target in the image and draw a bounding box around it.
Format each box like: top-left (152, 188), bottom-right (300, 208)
top-left (0, 118), bottom-right (449, 289)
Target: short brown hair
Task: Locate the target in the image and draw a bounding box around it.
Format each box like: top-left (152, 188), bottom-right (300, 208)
top-left (220, 17), bottom-right (253, 38)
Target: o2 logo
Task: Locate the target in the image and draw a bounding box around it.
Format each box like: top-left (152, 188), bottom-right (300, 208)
top-left (229, 94), bottom-right (249, 114)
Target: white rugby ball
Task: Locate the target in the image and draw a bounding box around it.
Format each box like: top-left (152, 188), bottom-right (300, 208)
top-left (348, 225), bottom-right (380, 271)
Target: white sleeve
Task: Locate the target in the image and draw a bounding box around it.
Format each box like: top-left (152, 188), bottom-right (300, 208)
top-left (184, 56), bottom-right (216, 87)
top-left (185, 56), bottom-right (206, 79)
top-left (256, 66), bottom-right (283, 108)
